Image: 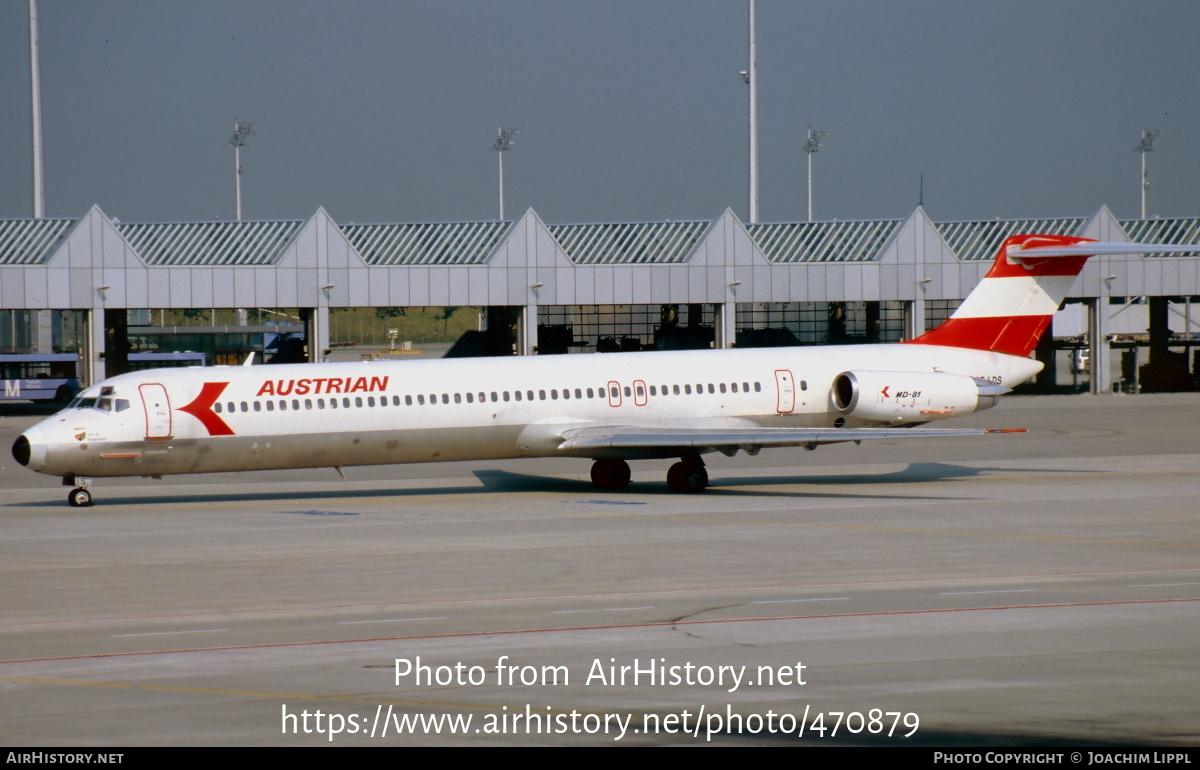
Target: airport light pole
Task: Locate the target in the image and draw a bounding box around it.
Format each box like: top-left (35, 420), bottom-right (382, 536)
top-left (229, 118), bottom-right (255, 221)
top-left (29, 0), bottom-right (45, 219)
top-left (802, 126), bottom-right (828, 222)
top-left (744, 0), bottom-right (759, 223)
top-left (493, 127), bottom-right (518, 221)
top-left (1135, 129), bottom-right (1162, 219)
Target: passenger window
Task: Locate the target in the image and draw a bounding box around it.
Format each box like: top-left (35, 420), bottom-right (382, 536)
top-left (305, 399), bottom-right (313, 409)
top-left (561, 389), bottom-right (569, 400)
top-left (241, 402), bottom-right (249, 412)
top-left (754, 382), bottom-right (762, 392)
top-left (743, 382), bottom-right (750, 392)
top-left (502, 391), bottom-right (510, 402)
top-left (343, 398), bottom-right (352, 408)
top-left (367, 397), bottom-right (375, 407)
top-left (318, 399), bottom-right (326, 409)
top-left (466, 393), bottom-right (474, 403)
top-left (527, 390), bottom-right (534, 401)
top-left (442, 394), bottom-right (450, 404)
top-left (417, 394), bottom-right (425, 405)
top-left (227, 401), bottom-right (235, 412)
top-left (623, 386), bottom-right (631, 398)
top-left (551, 389), bottom-right (558, 400)
top-left (405, 395), bottom-right (412, 405)
top-left (707, 384), bottom-right (714, 394)
top-left (635, 384), bottom-right (644, 398)
top-left (254, 401), bottom-right (261, 412)
top-left (673, 384), bottom-right (680, 395)
top-left (267, 401), bottom-right (275, 411)
top-left (215, 403), bottom-right (223, 414)
top-left (574, 388), bottom-right (582, 399)
top-left (800, 380), bottom-right (808, 391)
top-left (649, 385), bottom-right (656, 396)
top-left (491, 392), bottom-right (498, 402)
top-left (353, 397), bottom-right (361, 407)
top-left (684, 384), bottom-right (691, 395)
top-left (515, 391), bottom-right (522, 401)
top-left (454, 393), bottom-right (462, 404)
top-left (586, 388), bottom-right (594, 398)
top-left (479, 392), bottom-right (485, 402)
top-left (731, 382), bottom-right (739, 392)
top-left (293, 399), bottom-right (300, 410)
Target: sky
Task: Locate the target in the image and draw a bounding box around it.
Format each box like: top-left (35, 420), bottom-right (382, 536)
top-left (1, 1), bottom-right (1198, 226)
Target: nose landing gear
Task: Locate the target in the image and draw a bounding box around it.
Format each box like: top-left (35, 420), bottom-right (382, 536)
top-left (63, 475), bottom-right (94, 507)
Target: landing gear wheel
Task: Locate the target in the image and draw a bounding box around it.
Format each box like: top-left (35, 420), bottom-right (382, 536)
top-left (667, 461), bottom-right (708, 494)
top-left (68, 487), bottom-right (93, 507)
top-left (590, 458), bottom-right (631, 491)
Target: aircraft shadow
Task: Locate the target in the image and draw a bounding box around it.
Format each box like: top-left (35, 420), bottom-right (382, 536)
top-left (10, 461), bottom-right (1074, 509)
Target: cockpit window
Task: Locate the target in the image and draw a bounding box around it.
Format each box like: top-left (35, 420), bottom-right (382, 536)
top-left (67, 396), bottom-right (130, 412)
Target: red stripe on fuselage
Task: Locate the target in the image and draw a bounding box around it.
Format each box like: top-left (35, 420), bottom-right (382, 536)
top-left (906, 315), bottom-right (1050, 357)
top-left (176, 382), bottom-right (235, 436)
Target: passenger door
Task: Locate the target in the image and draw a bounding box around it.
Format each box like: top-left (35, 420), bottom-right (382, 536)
top-left (139, 383), bottom-right (173, 440)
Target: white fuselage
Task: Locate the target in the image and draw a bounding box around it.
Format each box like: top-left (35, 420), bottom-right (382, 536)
top-left (17, 343), bottom-right (1039, 480)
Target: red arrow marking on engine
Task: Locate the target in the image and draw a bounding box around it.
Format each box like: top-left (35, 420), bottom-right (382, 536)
top-left (176, 382), bottom-right (235, 436)
top-left (881, 386), bottom-right (890, 398)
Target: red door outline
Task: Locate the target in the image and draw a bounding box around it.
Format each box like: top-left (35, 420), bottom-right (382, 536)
top-left (607, 380), bottom-right (622, 407)
top-left (139, 383), bottom-right (173, 440)
top-left (774, 369), bottom-right (795, 414)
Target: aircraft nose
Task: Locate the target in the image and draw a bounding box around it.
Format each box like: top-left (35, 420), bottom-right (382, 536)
top-left (12, 432), bottom-right (47, 472)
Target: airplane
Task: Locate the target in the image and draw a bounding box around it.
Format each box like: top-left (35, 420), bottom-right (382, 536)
top-left (12, 234), bottom-right (1199, 507)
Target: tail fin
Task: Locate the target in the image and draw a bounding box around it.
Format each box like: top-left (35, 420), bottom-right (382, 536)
top-left (907, 234), bottom-right (1094, 357)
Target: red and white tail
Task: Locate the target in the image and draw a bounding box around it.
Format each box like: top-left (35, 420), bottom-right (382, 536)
top-left (907, 234), bottom-right (1095, 357)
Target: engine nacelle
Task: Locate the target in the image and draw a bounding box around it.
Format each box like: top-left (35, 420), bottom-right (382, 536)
top-left (831, 370), bottom-right (1000, 424)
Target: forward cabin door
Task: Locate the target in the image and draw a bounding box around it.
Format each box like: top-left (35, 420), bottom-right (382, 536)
top-left (139, 383), bottom-right (173, 440)
top-left (774, 369), bottom-right (795, 414)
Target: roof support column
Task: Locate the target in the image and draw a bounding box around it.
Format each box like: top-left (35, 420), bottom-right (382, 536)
top-left (301, 307), bottom-right (330, 363)
top-left (718, 300), bottom-right (737, 348)
top-left (85, 308), bottom-right (105, 387)
top-left (1087, 298), bottom-right (1113, 395)
top-left (34, 309), bottom-right (53, 354)
top-left (522, 303), bottom-right (538, 355)
top-left (904, 300), bottom-right (926, 341)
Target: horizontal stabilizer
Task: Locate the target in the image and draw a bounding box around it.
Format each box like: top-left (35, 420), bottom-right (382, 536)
top-left (1008, 242), bottom-right (1200, 259)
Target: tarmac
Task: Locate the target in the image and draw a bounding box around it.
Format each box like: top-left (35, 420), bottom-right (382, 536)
top-left (0, 393), bottom-right (1197, 745)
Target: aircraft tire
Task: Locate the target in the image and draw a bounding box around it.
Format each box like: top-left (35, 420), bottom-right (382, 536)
top-left (591, 458), bottom-right (631, 491)
top-left (667, 461), bottom-right (708, 494)
top-left (68, 488), bottom-right (93, 507)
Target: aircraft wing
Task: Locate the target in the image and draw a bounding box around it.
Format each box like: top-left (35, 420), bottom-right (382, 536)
top-left (557, 424), bottom-right (995, 453)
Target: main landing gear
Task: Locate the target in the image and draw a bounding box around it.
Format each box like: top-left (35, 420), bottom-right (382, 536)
top-left (590, 458), bottom-right (631, 491)
top-left (588, 457), bottom-right (709, 494)
top-left (666, 458), bottom-right (708, 494)
top-left (64, 475), bottom-right (94, 507)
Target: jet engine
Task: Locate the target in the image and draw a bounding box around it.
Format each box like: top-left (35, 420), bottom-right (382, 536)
top-left (831, 370), bottom-right (1005, 424)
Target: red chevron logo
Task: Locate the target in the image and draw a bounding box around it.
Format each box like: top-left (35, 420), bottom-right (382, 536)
top-left (176, 382), bottom-right (235, 436)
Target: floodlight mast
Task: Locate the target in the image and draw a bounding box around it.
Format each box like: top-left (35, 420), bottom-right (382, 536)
top-left (1135, 129), bottom-right (1162, 219)
top-left (229, 117), bottom-right (256, 221)
top-left (29, 0), bottom-right (45, 219)
top-left (493, 127), bottom-right (518, 221)
top-left (802, 126), bottom-right (828, 222)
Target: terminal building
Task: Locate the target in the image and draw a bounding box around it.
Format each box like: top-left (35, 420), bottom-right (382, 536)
top-left (2, 203), bottom-right (1198, 395)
